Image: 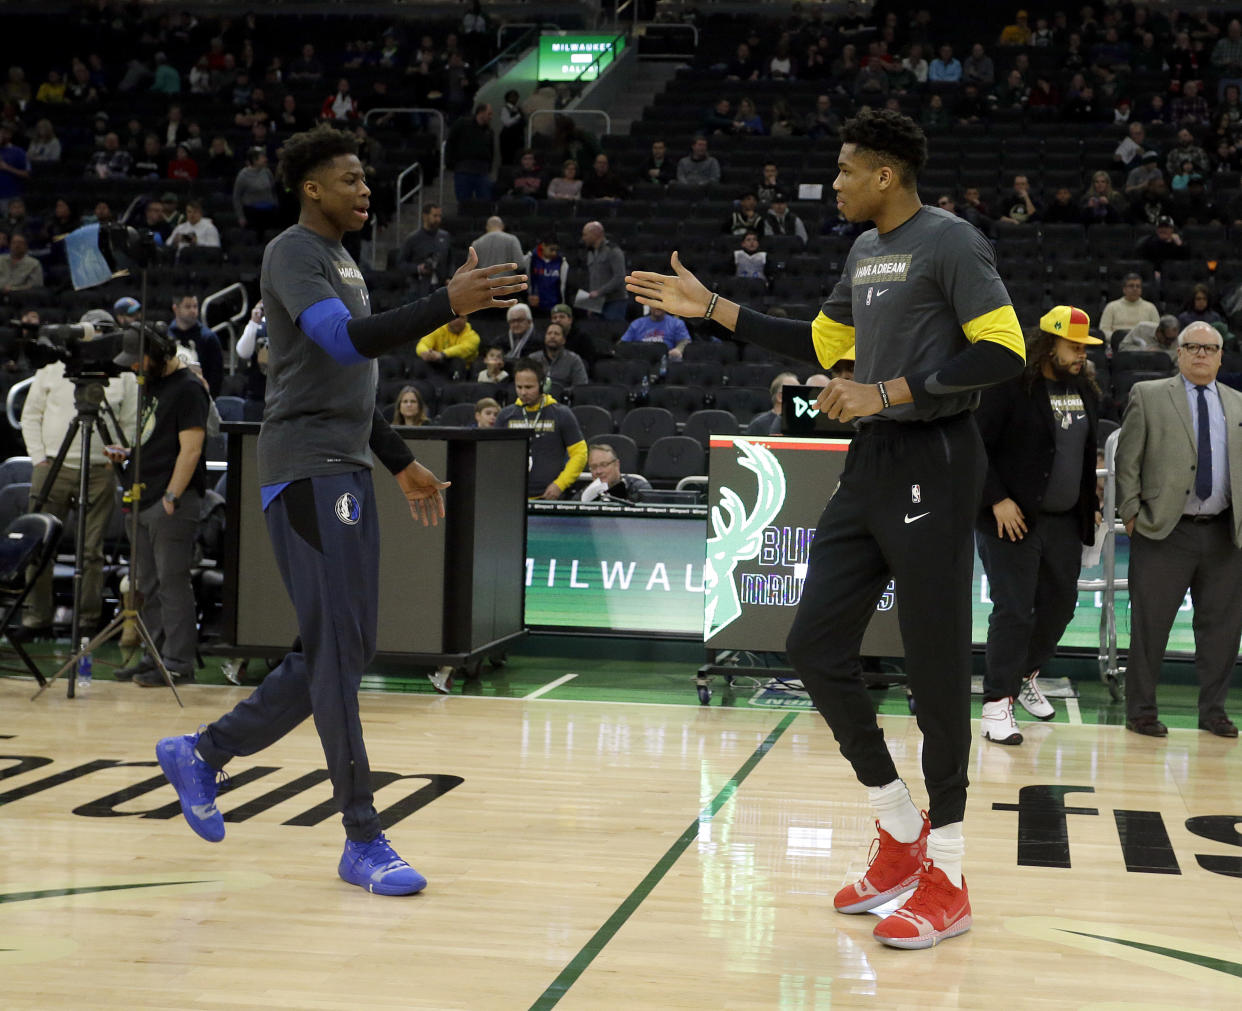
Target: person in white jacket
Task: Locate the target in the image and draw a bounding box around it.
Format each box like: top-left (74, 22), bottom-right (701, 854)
top-left (19, 315), bottom-right (139, 635)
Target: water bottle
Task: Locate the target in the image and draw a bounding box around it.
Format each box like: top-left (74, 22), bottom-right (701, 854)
top-left (658, 354), bottom-right (668, 379)
top-left (639, 373), bottom-right (650, 399)
top-left (76, 637), bottom-right (93, 691)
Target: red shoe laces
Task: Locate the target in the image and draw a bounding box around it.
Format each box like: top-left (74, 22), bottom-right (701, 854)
top-left (902, 861), bottom-right (958, 916)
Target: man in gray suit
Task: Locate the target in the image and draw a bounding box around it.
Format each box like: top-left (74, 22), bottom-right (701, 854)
top-left (1115, 321), bottom-right (1242, 738)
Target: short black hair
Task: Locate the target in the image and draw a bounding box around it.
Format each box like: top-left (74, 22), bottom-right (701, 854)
top-left (839, 109), bottom-right (927, 187)
top-left (276, 124), bottom-right (359, 194)
top-left (513, 357), bottom-right (545, 384)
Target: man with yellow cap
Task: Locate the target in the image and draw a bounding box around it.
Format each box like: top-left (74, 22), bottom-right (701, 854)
top-left (973, 306), bottom-right (1103, 744)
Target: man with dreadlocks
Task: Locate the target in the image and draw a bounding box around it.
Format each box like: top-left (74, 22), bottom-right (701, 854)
top-left (152, 125), bottom-right (527, 895)
top-left (973, 307), bottom-right (1103, 745)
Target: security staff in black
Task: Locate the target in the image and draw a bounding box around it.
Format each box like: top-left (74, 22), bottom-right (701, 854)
top-left (975, 306), bottom-right (1102, 746)
top-left (149, 125), bottom-right (526, 896)
top-left (626, 110), bottom-right (1025, 949)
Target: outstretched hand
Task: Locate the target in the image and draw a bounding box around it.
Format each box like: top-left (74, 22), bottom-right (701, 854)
top-left (395, 460), bottom-right (451, 526)
top-left (446, 246), bottom-right (527, 315)
top-left (625, 251), bottom-right (712, 318)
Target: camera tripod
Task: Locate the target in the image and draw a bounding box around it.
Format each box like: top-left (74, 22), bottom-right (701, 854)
top-left (33, 278), bottom-right (184, 705)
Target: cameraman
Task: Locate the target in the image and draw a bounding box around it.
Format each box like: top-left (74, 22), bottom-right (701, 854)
top-left (106, 325), bottom-right (210, 686)
top-left (18, 311), bottom-right (139, 638)
top-left (397, 202), bottom-right (451, 297)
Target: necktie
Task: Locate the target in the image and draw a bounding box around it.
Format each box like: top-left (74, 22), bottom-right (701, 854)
top-left (1196, 385), bottom-right (1212, 502)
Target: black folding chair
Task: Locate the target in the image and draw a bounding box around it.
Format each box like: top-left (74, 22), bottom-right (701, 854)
top-left (0, 512), bottom-right (64, 687)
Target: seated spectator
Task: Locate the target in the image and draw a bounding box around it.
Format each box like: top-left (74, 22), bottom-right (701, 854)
top-left (768, 39), bottom-right (796, 80)
top-left (701, 97), bottom-right (737, 135)
top-left (805, 94), bottom-right (841, 139)
top-left (830, 43), bottom-right (860, 92)
top-left (1171, 80), bottom-right (1210, 129)
top-left (761, 192), bottom-right (808, 243)
top-left (725, 191), bottom-right (762, 235)
top-left (756, 162), bottom-right (788, 204)
top-left (26, 119), bottom-right (61, 164)
top-left (1, 197), bottom-right (33, 237)
top-left (1118, 314), bottom-right (1180, 358)
top-left (920, 93), bottom-right (951, 134)
top-left (730, 230), bottom-right (770, 283)
top-left (168, 199), bottom-right (220, 250)
top-left (527, 237), bottom-right (567, 316)
top-left (991, 69), bottom-right (1029, 109)
top-left (726, 44), bottom-right (760, 82)
top-left (0, 233), bottom-right (42, 292)
top-left (1062, 83), bottom-right (1107, 123)
top-left (1175, 175), bottom-right (1226, 225)
top-left (747, 372), bottom-right (800, 435)
top-left (580, 153), bottom-right (629, 201)
top-left (320, 78), bottom-right (359, 122)
top-left (1129, 176), bottom-right (1176, 226)
top-left (854, 58), bottom-right (890, 103)
top-left (676, 136), bottom-right (721, 187)
top-left (34, 70), bottom-right (66, 105)
top-left (1171, 159), bottom-right (1198, 191)
top-left (529, 321), bottom-right (588, 390)
top-left (768, 98), bottom-right (799, 137)
top-left (86, 132), bottom-right (132, 178)
top-left (998, 10), bottom-right (1032, 46)
top-left (203, 136), bottom-right (235, 178)
top-left (1114, 121), bottom-right (1151, 171)
top-left (276, 94), bottom-right (309, 133)
top-left (1135, 216), bottom-right (1192, 272)
top-left (1166, 128), bottom-right (1211, 177)
top-left (734, 97), bottom-right (765, 135)
top-left (132, 134), bottom-right (167, 179)
top-left (1178, 284), bottom-right (1226, 330)
top-left (546, 159), bottom-right (582, 201)
top-left (928, 45), bottom-right (962, 83)
top-left (392, 385), bottom-right (429, 427)
top-left (1101, 273), bottom-right (1161, 335)
top-left (1041, 187), bottom-right (1083, 224)
top-left (640, 139), bottom-right (675, 186)
top-left (620, 306), bottom-right (691, 360)
top-left (502, 303), bottom-right (538, 361)
top-left (498, 149), bottom-right (545, 199)
top-left (39, 197), bottom-right (77, 245)
top-left (579, 444), bottom-right (651, 503)
top-left (1080, 170), bottom-right (1125, 225)
top-left (1125, 151), bottom-right (1163, 195)
top-left (962, 43), bottom-right (995, 87)
top-left (998, 175), bottom-right (1040, 224)
top-left (476, 346), bottom-right (509, 384)
top-left (417, 315), bottom-right (481, 380)
top-left (141, 199), bottom-right (173, 242)
top-left (167, 144), bottom-right (198, 181)
top-left (474, 397), bottom-right (500, 429)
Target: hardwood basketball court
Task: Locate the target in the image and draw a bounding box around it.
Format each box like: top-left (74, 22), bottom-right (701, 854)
top-left (2, 674), bottom-right (1239, 1009)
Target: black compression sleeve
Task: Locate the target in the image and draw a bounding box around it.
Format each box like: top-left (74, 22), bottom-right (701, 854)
top-left (906, 341), bottom-right (1025, 409)
top-left (732, 305), bottom-right (819, 365)
top-left (370, 408), bottom-right (416, 474)
top-left (346, 288), bottom-right (455, 359)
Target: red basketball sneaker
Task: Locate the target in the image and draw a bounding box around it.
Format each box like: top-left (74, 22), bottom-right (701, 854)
top-left (872, 860), bottom-right (972, 949)
top-left (833, 815), bottom-right (929, 914)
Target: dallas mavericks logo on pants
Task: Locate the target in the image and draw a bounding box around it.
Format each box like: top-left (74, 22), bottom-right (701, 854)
top-left (335, 492), bottom-right (361, 525)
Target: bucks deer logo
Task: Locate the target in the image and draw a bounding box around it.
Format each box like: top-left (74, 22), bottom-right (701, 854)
top-left (704, 441), bottom-right (787, 639)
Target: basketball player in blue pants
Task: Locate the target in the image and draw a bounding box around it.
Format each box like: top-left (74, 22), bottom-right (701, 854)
top-left (627, 110), bottom-right (1025, 947)
top-left (154, 125), bottom-right (526, 895)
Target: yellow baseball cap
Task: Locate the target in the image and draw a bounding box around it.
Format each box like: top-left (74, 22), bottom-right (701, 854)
top-left (1039, 305), bottom-right (1101, 345)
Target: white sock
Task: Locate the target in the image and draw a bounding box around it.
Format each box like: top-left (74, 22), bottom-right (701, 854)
top-left (927, 823), bottom-right (965, 887)
top-left (867, 779), bottom-right (924, 843)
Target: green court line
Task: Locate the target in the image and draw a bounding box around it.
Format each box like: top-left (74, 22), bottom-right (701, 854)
top-left (1064, 931), bottom-right (1242, 978)
top-left (529, 713), bottom-right (798, 1011)
top-left (0, 881), bottom-right (212, 904)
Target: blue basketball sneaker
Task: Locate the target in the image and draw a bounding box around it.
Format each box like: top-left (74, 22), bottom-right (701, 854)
top-left (338, 834), bottom-right (427, 895)
top-left (155, 733), bottom-right (226, 843)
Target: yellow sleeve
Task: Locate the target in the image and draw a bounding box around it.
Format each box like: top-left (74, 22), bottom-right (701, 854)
top-left (415, 326), bottom-right (443, 355)
top-left (810, 312), bottom-right (856, 369)
top-left (555, 439), bottom-right (588, 491)
top-left (444, 326), bottom-right (481, 361)
top-left (962, 304), bottom-right (1026, 362)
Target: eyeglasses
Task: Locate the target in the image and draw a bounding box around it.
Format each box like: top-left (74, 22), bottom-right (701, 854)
top-left (1180, 343), bottom-right (1222, 355)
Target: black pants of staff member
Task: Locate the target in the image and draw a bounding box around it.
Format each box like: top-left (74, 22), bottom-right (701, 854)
top-left (976, 510), bottom-right (1084, 703)
top-left (1126, 514), bottom-right (1242, 724)
top-left (786, 413), bottom-right (985, 829)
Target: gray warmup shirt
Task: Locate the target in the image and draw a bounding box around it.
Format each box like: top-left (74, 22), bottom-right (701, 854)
top-left (258, 224), bottom-right (378, 486)
top-left (821, 206), bottom-right (1013, 422)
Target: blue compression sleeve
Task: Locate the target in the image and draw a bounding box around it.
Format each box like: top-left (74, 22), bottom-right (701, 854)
top-left (297, 298), bottom-right (369, 367)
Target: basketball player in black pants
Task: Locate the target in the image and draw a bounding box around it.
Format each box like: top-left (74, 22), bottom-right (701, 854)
top-left (627, 110), bottom-right (1025, 949)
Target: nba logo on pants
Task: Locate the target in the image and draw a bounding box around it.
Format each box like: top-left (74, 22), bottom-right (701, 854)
top-left (911, 485), bottom-right (921, 504)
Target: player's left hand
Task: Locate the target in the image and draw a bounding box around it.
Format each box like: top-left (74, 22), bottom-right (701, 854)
top-left (395, 460), bottom-right (451, 526)
top-left (447, 246), bottom-right (528, 314)
top-left (815, 378), bottom-right (885, 422)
